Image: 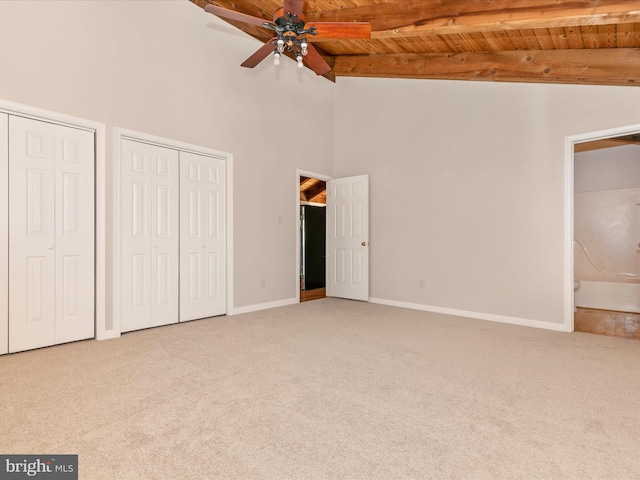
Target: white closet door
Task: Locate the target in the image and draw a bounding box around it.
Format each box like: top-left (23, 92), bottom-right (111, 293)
top-left (151, 144), bottom-right (179, 326)
top-left (8, 116), bottom-right (94, 353)
top-left (9, 117), bottom-right (56, 352)
top-left (180, 151), bottom-right (226, 322)
top-left (0, 113), bottom-right (8, 355)
top-left (120, 139), bottom-right (178, 332)
top-left (54, 124), bottom-right (95, 344)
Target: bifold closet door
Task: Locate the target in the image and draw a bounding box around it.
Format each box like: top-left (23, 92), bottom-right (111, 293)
top-left (179, 151), bottom-right (226, 321)
top-left (120, 139), bottom-right (179, 332)
top-left (8, 115), bottom-right (95, 353)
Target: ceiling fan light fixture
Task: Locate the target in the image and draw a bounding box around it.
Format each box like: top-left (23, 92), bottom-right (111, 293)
top-left (204, 1), bottom-right (371, 76)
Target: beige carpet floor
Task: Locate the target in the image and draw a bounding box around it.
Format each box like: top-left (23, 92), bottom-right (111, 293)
top-left (1, 298), bottom-right (639, 479)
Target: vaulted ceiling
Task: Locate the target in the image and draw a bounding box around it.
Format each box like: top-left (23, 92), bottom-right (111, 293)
top-left (192, 0), bottom-right (640, 86)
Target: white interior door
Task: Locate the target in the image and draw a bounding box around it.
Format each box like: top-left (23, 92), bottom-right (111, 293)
top-left (9, 117), bottom-right (55, 351)
top-left (151, 144), bottom-right (179, 327)
top-left (9, 115), bottom-right (94, 353)
top-left (180, 151), bottom-right (226, 321)
top-left (120, 139), bottom-right (179, 332)
top-left (327, 174), bottom-right (369, 301)
top-left (54, 121), bottom-right (95, 344)
top-left (0, 113), bottom-right (8, 355)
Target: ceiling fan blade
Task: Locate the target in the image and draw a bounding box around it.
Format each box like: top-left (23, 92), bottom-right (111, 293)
top-left (241, 37), bottom-right (277, 68)
top-left (306, 22), bottom-right (371, 40)
top-left (283, 0), bottom-right (304, 19)
top-left (304, 43), bottom-right (331, 76)
top-left (204, 4), bottom-right (274, 28)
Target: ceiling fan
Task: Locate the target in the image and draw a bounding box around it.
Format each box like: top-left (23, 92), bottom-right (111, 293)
top-left (204, 1), bottom-right (371, 75)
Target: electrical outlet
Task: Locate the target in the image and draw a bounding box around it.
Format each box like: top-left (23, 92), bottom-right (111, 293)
top-left (261, 278), bottom-right (266, 287)
top-left (419, 279), bottom-right (425, 288)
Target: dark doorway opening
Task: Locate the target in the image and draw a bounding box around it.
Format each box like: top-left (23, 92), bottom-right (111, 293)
top-left (300, 176), bottom-right (326, 302)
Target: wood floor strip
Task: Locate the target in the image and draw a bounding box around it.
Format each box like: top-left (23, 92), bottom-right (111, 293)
top-left (575, 307), bottom-right (640, 340)
top-left (300, 288), bottom-right (326, 302)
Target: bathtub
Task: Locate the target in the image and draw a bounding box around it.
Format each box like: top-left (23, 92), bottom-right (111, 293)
top-left (575, 280), bottom-right (640, 313)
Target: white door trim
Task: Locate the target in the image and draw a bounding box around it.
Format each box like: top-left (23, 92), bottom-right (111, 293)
top-left (0, 99), bottom-right (107, 342)
top-left (0, 113), bottom-right (7, 355)
top-left (296, 169), bottom-right (332, 303)
top-left (564, 122), bottom-right (640, 332)
top-left (113, 127), bottom-right (234, 335)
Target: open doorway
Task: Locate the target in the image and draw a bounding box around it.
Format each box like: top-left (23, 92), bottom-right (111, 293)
top-left (572, 134), bottom-right (640, 339)
top-left (297, 171), bottom-right (330, 302)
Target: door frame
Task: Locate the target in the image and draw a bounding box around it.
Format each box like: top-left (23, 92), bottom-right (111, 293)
top-left (564, 122), bottom-right (640, 332)
top-left (113, 128), bottom-right (234, 336)
top-left (0, 99), bottom-right (106, 346)
top-left (296, 169), bottom-right (332, 303)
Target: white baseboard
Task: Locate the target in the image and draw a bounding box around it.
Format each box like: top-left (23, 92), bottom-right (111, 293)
top-left (231, 297), bottom-right (298, 315)
top-left (369, 297), bottom-right (570, 333)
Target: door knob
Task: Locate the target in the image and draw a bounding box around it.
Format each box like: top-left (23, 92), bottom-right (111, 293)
top-left (361, 242), bottom-right (367, 247)
top-left (152, 244), bottom-right (158, 249)
top-left (47, 244), bottom-right (54, 250)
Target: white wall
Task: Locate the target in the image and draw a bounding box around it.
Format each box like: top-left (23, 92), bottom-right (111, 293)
top-left (334, 77), bottom-right (640, 325)
top-left (0, 0), bottom-right (335, 311)
top-left (575, 145), bottom-right (640, 193)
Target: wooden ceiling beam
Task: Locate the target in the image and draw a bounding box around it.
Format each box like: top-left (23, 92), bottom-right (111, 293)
top-left (305, 1), bottom-right (640, 39)
top-left (332, 48), bottom-right (640, 86)
top-left (304, 181), bottom-right (327, 202)
top-left (606, 134), bottom-right (640, 145)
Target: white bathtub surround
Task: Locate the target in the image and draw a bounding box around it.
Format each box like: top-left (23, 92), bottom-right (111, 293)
top-left (574, 185), bottom-right (640, 312)
top-left (574, 280), bottom-right (640, 313)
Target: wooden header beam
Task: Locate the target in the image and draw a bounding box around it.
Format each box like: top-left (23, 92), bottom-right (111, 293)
top-left (306, 1), bottom-right (640, 39)
top-left (332, 49), bottom-right (640, 86)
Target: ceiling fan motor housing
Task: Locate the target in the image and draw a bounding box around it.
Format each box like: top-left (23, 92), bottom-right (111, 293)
top-left (270, 7), bottom-right (317, 38)
top-left (265, 7), bottom-right (317, 55)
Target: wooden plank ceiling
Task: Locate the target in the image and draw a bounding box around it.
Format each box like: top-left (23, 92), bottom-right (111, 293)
top-left (300, 176), bottom-right (326, 204)
top-left (192, 0), bottom-right (640, 86)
